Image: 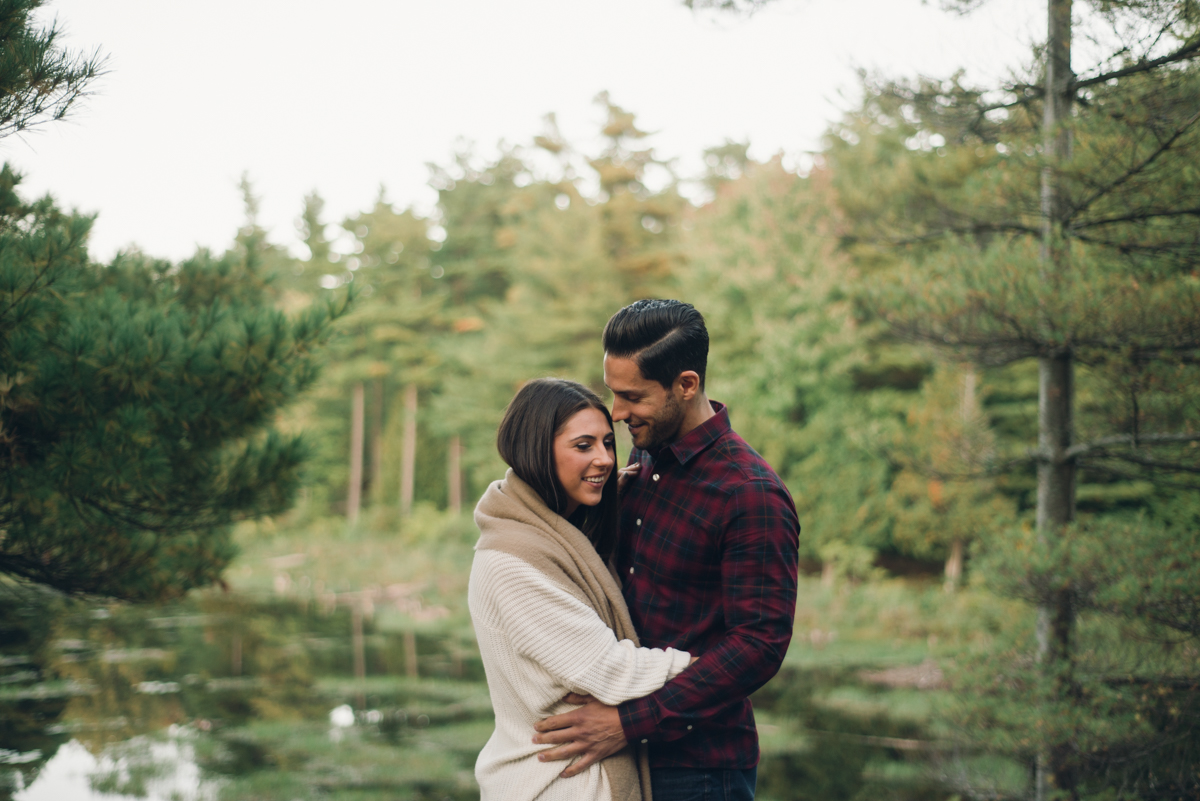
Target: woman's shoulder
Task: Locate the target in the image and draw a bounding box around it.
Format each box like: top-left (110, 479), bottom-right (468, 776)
top-left (471, 547), bottom-right (533, 577)
top-left (471, 549), bottom-right (561, 591)
top-left (470, 549), bottom-right (586, 612)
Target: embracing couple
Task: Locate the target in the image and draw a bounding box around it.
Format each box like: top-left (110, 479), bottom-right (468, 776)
top-left (469, 300), bottom-right (801, 801)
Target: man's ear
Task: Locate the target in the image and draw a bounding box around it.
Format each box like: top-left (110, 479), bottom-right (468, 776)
top-left (676, 371), bottom-right (701, 401)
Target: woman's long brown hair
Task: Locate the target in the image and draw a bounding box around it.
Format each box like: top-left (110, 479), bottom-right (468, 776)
top-left (496, 378), bottom-right (619, 560)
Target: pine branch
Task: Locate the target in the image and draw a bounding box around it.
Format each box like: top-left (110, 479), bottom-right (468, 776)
top-left (1071, 205), bottom-right (1200, 229)
top-left (1084, 451), bottom-right (1200, 475)
top-left (1067, 432), bottom-right (1200, 459)
top-left (1072, 36), bottom-right (1200, 92)
top-left (1066, 108), bottom-right (1200, 222)
top-left (872, 221), bottom-right (1042, 247)
top-left (0, 224), bottom-right (86, 323)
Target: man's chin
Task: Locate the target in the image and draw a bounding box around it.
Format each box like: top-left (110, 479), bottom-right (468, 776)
top-left (631, 431), bottom-right (660, 451)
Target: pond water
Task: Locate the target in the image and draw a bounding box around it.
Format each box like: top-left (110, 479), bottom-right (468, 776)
top-left (0, 589), bottom-right (979, 801)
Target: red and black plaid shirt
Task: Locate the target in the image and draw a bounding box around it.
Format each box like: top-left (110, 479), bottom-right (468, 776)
top-left (615, 402), bottom-right (800, 770)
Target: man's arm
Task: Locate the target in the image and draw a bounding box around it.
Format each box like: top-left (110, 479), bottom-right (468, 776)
top-left (530, 651), bottom-right (701, 777)
top-left (536, 480), bottom-right (799, 769)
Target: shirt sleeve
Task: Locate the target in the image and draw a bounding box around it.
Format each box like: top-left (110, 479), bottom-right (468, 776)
top-left (617, 478), bottom-right (800, 742)
top-left (472, 550), bottom-right (692, 706)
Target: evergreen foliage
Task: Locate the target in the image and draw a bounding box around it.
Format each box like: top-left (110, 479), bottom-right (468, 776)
top-left (0, 0), bottom-right (104, 139)
top-left (0, 167), bottom-right (346, 600)
top-left (827, 2), bottom-right (1200, 796)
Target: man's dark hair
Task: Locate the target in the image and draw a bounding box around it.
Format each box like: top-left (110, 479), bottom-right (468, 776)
top-left (496, 378), bottom-right (618, 559)
top-left (602, 299), bottom-right (709, 390)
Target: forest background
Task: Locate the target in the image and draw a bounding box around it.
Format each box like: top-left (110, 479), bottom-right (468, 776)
top-left (1, 0), bottom-right (1199, 799)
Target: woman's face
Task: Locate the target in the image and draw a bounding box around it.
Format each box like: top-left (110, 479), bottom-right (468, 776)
top-left (553, 407), bottom-right (616, 518)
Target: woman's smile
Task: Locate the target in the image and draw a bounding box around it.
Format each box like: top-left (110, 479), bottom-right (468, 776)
top-left (554, 407), bottom-right (616, 517)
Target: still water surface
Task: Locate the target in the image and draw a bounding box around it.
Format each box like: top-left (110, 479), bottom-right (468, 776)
top-left (1, 590), bottom-right (960, 801)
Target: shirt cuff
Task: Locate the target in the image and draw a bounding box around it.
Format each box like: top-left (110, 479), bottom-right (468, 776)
top-left (619, 696), bottom-right (660, 742)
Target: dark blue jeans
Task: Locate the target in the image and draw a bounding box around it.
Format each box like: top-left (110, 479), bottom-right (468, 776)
top-left (650, 767), bottom-right (758, 801)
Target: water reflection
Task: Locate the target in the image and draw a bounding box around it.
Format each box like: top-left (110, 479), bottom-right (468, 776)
top-left (1, 588), bottom-right (969, 801)
top-left (1, 589), bottom-right (488, 800)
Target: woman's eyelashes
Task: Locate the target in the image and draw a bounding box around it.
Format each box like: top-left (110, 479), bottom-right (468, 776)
top-left (573, 436), bottom-right (614, 455)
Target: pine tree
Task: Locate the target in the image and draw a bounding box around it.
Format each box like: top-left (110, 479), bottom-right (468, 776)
top-left (0, 169), bottom-right (345, 599)
top-left (0, 8), bottom-right (345, 599)
top-left (886, 364), bottom-right (1016, 590)
top-left (828, 2), bottom-right (1200, 796)
top-left (682, 154), bottom-right (952, 578)
top-left (430, 102), bottom-right (684, 496)
top-left (305, 191), bottom-right (442, 519)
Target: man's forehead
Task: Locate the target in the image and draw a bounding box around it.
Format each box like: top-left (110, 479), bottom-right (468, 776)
top-left (603, 354), bottom-right (647, 386)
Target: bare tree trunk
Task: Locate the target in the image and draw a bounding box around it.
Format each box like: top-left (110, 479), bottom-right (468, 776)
top-left (347, 382), bottom-right (365, 525)
top-left (944, 538), bottom-right (964, 593)
top-left (1036, 1), bottom-right (1077, 798)
top-left (820, 560), bottom-right (835, 589)
top-left (370, 377), bottom-right (384, 506)
top-left (448, 434), bottom-right (463, 515)
top-left (947, 365), bottom-right (976, 593)
top-left (961, 367), bottom-right (977, 430)
top-left (399, 384), bottom-right (418, 517)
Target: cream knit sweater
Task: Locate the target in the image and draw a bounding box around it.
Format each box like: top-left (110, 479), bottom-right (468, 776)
top-left (470, 473), bottom-right (690, 801)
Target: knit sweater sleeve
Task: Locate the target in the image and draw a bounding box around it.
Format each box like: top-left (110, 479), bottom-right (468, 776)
top-left (471, 550), bottom-right (691, 706)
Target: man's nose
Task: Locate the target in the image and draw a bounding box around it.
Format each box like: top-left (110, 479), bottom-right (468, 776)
top-left (610, 398), bottom-right (630, 421)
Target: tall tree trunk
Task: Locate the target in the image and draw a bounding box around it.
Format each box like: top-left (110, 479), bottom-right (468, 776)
top-left (399, 384), bottom-right (418, 517)
top-left (944, 538), bottom-right (964, 593)
top-left (347, 382), bottom-right (365, 525)
top-left (369, 377), bottom-right (384, 505)
top-left (448, 434), bottom-right (463, 515)
top-left (960, 366), bottom-right (977, 434)
top-left (946, 365), bottom-right (976, 593)
top-left (1036, 1), bottom-right (1077, 798)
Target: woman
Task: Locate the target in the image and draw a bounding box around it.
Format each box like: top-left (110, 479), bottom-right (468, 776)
top-left (469, 378), bottom-right (690, 801)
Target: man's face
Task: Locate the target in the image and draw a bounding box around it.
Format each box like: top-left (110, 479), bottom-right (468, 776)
top-left (603, 354), bottom-right (686, 451)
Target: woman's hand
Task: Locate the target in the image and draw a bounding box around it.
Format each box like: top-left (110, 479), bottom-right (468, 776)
top-left (617, 464), bottom-right (641, 491)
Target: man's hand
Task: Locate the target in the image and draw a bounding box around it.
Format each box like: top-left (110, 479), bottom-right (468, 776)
top-left (533, 696), bottom-right (628, 778)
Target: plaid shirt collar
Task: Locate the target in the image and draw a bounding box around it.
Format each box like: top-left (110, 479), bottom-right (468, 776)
top-left (656, 400), bottom-right (729, 467)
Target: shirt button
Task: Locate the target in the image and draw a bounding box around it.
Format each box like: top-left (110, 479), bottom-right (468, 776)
top-left (629, 567), bottom-right (635, 574)
top-left (641, 739), bottom-right (648, 744)
top-left (652, 474), bottom-right (660, 481)
top-left (687, 725), bottom-right (693, 730)
top-left (636, 519), bottom-right (641, 526)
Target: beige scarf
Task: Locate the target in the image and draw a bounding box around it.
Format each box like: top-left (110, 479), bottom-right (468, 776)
top-left (474, 469), bottom-right (652, 801)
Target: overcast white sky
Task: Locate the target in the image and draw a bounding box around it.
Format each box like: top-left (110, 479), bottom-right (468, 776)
top-left (9, 0), bottom-right (1043, 262)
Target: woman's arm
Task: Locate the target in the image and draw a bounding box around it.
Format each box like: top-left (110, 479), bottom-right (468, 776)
top-left (471, 550), bottom-right (691, 705)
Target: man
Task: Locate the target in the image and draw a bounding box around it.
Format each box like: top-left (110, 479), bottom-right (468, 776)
top-left (533, 299), bottom-right (801, 800)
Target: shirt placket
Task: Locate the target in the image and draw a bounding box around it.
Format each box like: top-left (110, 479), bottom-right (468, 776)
top-left (626, 454), bottom-right (667, 583)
